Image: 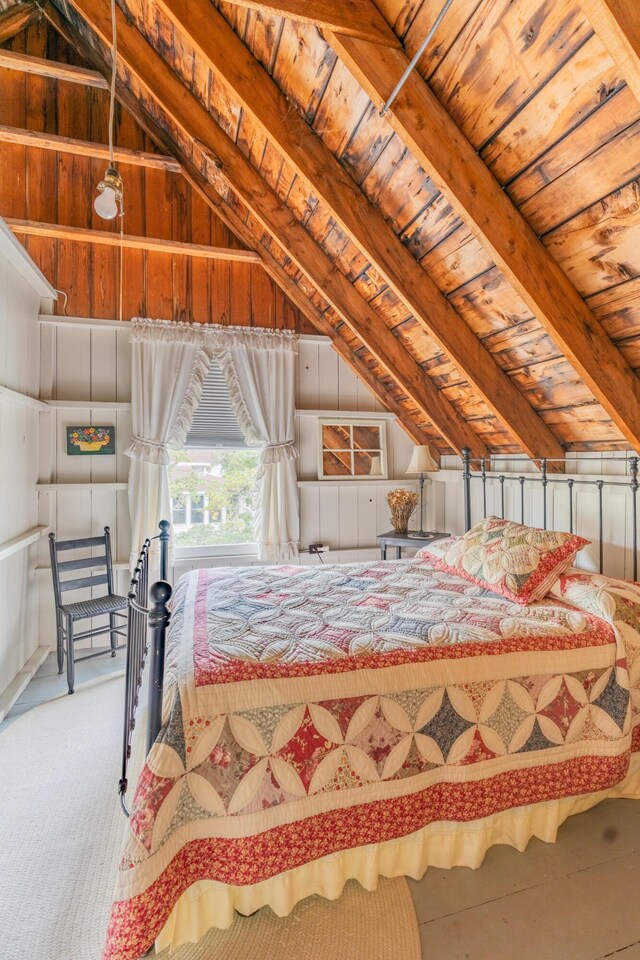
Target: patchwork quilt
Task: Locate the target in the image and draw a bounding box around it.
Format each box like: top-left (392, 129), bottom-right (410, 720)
top-left (104, 559), bottom-right (640, 960)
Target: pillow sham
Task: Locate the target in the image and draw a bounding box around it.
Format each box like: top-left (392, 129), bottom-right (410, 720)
top-left (417, 517), bottom-right (590, 605)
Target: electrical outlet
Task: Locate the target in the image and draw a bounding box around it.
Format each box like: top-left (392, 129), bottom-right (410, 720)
top-left (308, 542), bottom-right (325, 554)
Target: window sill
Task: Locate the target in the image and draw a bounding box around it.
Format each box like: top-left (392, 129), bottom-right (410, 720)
top-left (173, 553), bottom-right (263, 567)
top-left (174, 544), bottom-right (259, 562)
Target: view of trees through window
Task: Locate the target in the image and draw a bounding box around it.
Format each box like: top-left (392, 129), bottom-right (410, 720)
top-left (168, 448), bottom-right (261, 547)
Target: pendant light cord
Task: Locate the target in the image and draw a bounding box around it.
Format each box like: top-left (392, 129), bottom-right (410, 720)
top-left (109, 0), bottom-right (124, 323)
top-left (108, 0), bottom-right (117, 168)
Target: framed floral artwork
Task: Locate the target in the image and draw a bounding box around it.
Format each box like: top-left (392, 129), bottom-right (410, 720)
top-left (66, 425), bottom-right (116, 456)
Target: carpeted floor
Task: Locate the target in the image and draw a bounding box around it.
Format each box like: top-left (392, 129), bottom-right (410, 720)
top-left (0, 673), bottom-right (421, 960)
top-left (157, 878), bottom-right (420, 960)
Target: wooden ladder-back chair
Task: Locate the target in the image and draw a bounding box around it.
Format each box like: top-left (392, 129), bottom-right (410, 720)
top-left (49, 526), bottom-right (127, 694)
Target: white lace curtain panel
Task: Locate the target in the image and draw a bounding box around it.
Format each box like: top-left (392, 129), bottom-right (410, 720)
top-left (125, 318), bottom-right (300, 565)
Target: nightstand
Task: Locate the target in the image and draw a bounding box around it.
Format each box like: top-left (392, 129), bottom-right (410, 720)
top-left (377, 530), bottom-right (449, 560)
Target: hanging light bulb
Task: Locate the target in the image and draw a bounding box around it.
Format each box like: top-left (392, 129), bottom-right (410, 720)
top-left (94, 166), bottom-right (123, 220)
top-left (93, 0), bottom-right (123, 221)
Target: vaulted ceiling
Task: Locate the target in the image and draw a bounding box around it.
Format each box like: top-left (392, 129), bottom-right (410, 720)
top-left (1, 0), bottom-right (639, 463)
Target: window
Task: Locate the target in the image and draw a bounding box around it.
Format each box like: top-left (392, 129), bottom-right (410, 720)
top-left (171, 498), bottom-right (187, 526)
top-left (317, 418), bottom-right (388, 479)
top-left (190, 494), bottom-right (206, 525)
top-left (168, 361), bottom-right (261, 553)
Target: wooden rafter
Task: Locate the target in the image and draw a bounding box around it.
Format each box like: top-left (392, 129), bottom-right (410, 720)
top-left (155, 0), bottom-right (563, 467)
top-left (579, 0), bottom-right (640, 102)
top-left (0, 47), bottom-right (108, 86)
top-left (0, 2), bottom-right (39, 44)
top-left (0, 125), bottom-right (180, 170)
top-left (6, 219), bottom-right (261, 262)
top-left (328, 28), bottom-right (640, 457)
top-left (57, 0), bottom-right (485, 459)
top-left (219, 0), bottom-right (399, 47)
top-left (39, 1), bottom-right (436, 453)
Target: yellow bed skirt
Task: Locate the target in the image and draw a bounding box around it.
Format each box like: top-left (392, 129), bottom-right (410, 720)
top-left (156, 754), bottom-right (640, 953)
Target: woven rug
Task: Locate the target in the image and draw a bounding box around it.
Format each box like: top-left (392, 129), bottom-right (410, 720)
top-left (0, 673), bottom-right (421, 960)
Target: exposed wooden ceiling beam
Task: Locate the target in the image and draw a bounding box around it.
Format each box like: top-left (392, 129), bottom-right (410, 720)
top-left (330, 29), bottom-right (640, 457)
top-left (7, 218), bottom-right (261, 262)
top-left (0, 124), bottom-right (181, 170)
top-left (40, 1), bottom-right (437, 453)
top-left (61, 0), bottom-right (486, 459)
top-left (0, 47), bottom-right (107, 86)
top-left (219, 0), bottom-right (399, 47)
top-left (155, 0), bottom-right (560, 467)
top-left (579, 0), bottom-right (640, 102)
top-left (0, 2), bottom-right (39, 44)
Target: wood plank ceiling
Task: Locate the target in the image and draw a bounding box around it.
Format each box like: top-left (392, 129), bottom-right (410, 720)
top-left (1, 0), bottom-right (639, 459)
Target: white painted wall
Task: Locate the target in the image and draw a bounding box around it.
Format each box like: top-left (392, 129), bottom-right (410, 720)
top-left (37, 321), bottom-right (132, 650)
top-left (37, 324), bottom-right (418, 645)
top-left (0, 223), bottom-right (55, 712)
top-left (34, 316), bottom-right (639, 661)
top-left (294, 338), bottom-right (417, 565)
top-left (427, 452), bottom-right (638, 581)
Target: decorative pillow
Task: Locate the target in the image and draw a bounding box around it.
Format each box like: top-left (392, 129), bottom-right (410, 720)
top-left (417, 517), bottom-right (590, 605)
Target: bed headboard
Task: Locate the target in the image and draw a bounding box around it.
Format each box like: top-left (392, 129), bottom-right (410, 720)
top-left (461, 448), bottom-right (640, 580)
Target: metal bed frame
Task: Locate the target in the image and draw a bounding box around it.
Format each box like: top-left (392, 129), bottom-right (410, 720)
top-left (119, 520), bottom-right (171, 816)
top-left (461, 448), bottom-right (640, 580)
top-left (119, 450), bottom-right (640, 812)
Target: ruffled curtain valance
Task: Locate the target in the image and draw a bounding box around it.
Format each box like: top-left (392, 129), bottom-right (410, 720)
top-left (125, 318), bottom-right (300, 565)
top-left (128, 317), bottom-right (298, 352)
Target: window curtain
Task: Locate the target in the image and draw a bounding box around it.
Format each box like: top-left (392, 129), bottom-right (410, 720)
top-left (211, 329), bottom-right (300, 562)
top-left (126, 319), bottom-right (300, 566)
top-left (125, 319), bottom-right (210, 567)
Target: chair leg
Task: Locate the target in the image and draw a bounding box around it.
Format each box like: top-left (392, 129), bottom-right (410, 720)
top-left (109, 612), bottom-right (117, 657)
top-left (56, 616), bottom-right (64, 674)
top-left (66, 614), bottom-right (75, 695)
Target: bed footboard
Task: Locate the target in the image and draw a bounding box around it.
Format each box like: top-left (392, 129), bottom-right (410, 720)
top-left (119, 520), bottom-right (171, 816)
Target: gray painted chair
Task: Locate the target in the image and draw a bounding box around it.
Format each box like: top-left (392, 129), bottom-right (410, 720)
top-left (48, 526), bottom-right (127, 694)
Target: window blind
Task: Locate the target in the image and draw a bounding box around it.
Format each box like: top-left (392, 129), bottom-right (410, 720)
top-left (185, 360), bottom-right (247, 449)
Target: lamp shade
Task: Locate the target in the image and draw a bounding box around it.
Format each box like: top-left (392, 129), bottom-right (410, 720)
top-left (369, 455), bottom-right (382, 476)
top-left (405, 444), bottom-right (439, 475)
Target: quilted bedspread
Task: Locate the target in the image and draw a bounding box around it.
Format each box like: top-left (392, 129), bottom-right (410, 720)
top-left (104, 559), bottom-right (640, 959)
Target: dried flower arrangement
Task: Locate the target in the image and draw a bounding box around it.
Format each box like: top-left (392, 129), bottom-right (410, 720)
top-left (386, 487), bottom-right (419, 534)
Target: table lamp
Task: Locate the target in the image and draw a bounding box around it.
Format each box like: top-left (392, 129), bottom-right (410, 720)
top-left (405, 445), bottom-right (439, 538)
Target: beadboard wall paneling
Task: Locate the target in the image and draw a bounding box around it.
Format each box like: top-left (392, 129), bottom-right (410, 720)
top-left (38, 322), bottom-right (133, 650)
top-left (37, 326), bottom-right (417, 646)
top-left (0, 241), bottom-right (49, 706)
top-left (429, 453), bottom-right (638, 580)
